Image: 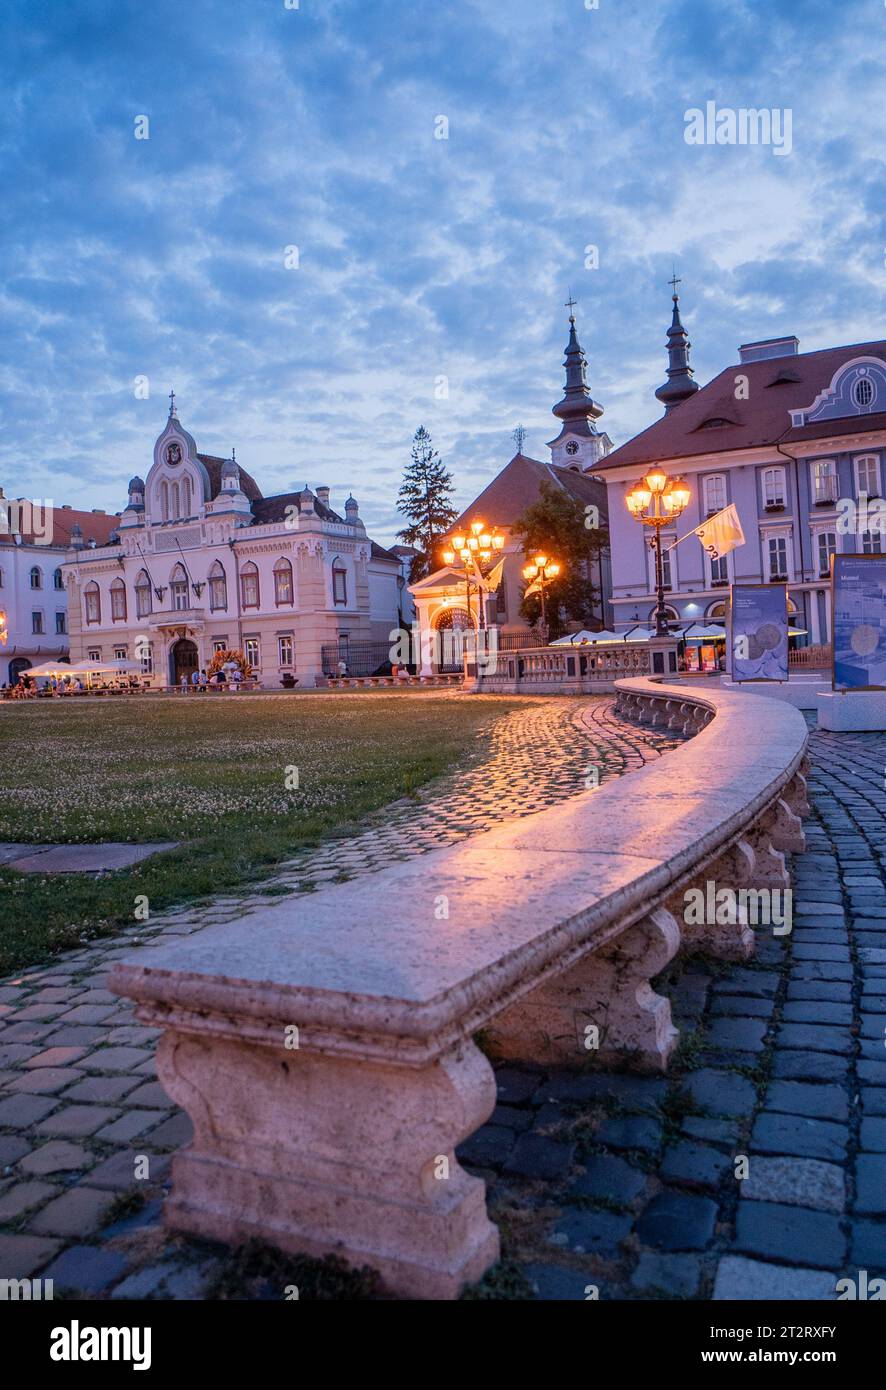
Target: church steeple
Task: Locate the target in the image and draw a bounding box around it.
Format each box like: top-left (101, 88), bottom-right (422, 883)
top-left (546, 298), bottom-right (610, 471)
top-left (654, 275), bottom-right (699, 414)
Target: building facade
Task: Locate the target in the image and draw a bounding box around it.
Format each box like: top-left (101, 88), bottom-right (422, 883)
top-left (410, 311), bottom-right (612, 662)
top-left (62, 403), bottom-right (402, 687)
top-left (0, 492), bottom-right (118, 684)
top-left (601, 297), bottom-right (886, 646)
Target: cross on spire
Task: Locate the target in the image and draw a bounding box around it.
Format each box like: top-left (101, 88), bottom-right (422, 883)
top-left (512, 424), bottom-right (527, 454)
top-left (669, 269), bottom-right (682, 298)
top-left (168, 387), bottom-right (177, 418)
top-left (565, 294), bottom-right (578, 322)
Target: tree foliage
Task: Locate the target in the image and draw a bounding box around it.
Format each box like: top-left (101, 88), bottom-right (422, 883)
top-left (510, 481), bottom-right (609, 639)
top-left (396, 426), bottom-right (459, 581)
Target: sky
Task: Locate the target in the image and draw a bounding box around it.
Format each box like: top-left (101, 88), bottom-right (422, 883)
top-left (0, 0), bottom-right (884, 543)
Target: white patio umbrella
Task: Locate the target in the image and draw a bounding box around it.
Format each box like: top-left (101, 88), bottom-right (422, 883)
top-left (551, 630), bottom-right (599, 645)
top-left (20, 661), bottom-right (75, 678)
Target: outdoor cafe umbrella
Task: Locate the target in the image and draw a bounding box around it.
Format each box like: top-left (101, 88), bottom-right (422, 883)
top-left (20, 661), bottom-right (76, 678)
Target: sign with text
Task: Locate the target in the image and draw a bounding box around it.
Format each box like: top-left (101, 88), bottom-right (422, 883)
top-left (729, 583), bottom-right (789, 682)
top-left (832, 553), bottom-right (886, 690)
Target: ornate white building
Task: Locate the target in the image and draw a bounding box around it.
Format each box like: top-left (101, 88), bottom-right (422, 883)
top-left (63, 400), bottom-right (402, 687)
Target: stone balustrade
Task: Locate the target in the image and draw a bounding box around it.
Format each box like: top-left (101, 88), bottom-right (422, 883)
top-left (109, 676), bottom-right (809, 1299)
top-left (475, 639), bottom-right (678, 693)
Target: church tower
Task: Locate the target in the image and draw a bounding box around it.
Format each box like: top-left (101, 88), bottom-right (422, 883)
top-left (654, 276), bottom-right (699, 414)
top-left (546, 299), bottom-right (612, 472)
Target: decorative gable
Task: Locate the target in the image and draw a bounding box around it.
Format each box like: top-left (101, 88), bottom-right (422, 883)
top-left (145, 417), bottom-right (212, 525)
top-left (791, 356), bottom-right (886, 427)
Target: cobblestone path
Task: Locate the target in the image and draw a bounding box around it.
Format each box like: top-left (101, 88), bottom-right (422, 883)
top-left (0, 695), bottom-right (679, 1296)
top-left (2, 706), bottom-right (881, 1300)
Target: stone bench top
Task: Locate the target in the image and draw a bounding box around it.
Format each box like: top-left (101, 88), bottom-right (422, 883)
top-left (110, 679), bottom-right (808, 1066)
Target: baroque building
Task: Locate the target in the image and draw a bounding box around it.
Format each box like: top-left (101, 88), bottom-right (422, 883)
top-left (602, 290), bottom-right (886, 647)
top-left (62, 400), bottom-right (402, 687)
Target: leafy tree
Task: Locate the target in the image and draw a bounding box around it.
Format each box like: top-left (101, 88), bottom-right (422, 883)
top-left (396, 426), bottom-right (459, 581)
top-left (510, 480), bottom-right (609, 640)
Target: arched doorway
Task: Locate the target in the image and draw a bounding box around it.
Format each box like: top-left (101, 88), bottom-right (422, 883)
top-left (170, 638), bottom-right (198, 686)
top-left (8, 657), bottom-right (30, 686)
top-left (433, 605), bottom-right (474, 672)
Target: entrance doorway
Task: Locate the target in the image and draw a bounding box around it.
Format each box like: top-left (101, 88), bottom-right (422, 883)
top-left (170, 638), bottom-right (199, 686)
top-left (8, 657), bottom-right (30, 686)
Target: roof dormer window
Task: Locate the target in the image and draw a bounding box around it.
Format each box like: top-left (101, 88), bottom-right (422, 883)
top-left (854, 377), bottom-right (875, 408)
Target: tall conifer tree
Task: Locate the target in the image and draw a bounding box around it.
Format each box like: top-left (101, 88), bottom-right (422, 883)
top-left (396, 426), bottom-right (459, 580)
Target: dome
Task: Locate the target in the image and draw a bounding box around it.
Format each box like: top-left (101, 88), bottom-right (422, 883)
top-left (128, 475), bottom-right (145, 491)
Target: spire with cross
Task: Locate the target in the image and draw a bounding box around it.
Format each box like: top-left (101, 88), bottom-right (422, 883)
top-left (512, 424), bottom-right (527, 455)
top-left (669, 268), bottom-right (682, 300)
top-left (565, 294), bottom-right (578, 323)
top-left (655, 271), bottom-right (698, 414)
top-left (168, 387), bottom-right (177, 418)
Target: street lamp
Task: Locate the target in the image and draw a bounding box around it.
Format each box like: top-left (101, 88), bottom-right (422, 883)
top-left (522, 553), bottom-right (562, 641)
top-left (441, 519), bottom-right (505, 631)
top-left (625, 469), bottom-right (691, 636)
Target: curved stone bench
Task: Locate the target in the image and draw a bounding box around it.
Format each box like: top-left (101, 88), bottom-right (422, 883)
top-left (109, 677), bottom-right (809, 1299)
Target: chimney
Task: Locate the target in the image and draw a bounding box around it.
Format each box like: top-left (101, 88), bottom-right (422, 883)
top-left (738, 336), bottom-right (799, 364)
top-left (91, 508), bottom-right (105, 515)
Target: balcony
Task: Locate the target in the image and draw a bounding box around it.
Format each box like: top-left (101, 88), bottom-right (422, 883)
top-left (148, 606), bottom-right (206, 632)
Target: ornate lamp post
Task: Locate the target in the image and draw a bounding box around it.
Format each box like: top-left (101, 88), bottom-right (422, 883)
top-left (442, 520), bottom-right (505, 631)
top-left (521, 554), bottom-right (562, 642)
top-left (624, 469), bottom-right (691, 637)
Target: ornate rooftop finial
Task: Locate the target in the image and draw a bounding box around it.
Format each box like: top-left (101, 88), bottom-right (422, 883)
top-left (655, 273), bottom-right (699, 415)
top-left (565, 293), bottom-right (578, 324)
top-left (168, 387), bottom-right (177, 419)
top-left (512, 424), bottom-right (527, 455)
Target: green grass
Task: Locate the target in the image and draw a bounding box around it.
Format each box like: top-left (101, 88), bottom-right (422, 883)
top-left (0, 692), bottom-right (521, 974)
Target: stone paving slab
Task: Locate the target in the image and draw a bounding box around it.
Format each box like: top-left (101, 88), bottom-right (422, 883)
top-left (3, 843), bottom-right (179, 874)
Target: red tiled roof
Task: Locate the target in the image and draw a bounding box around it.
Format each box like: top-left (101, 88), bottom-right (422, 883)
top-left (452, 453), bottom-right (607, 531)
top-left (601, 339), bottom-right (886, 470)
top-left (197, 454), bottom-right (263, 502)
top-left (0, 504), bottom-right (121, 548)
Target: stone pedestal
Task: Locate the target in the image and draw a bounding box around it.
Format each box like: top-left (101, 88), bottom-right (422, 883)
top-left (154, 1029), bottom-right (499, 1300)
top-left (818, 690), bottom-right (886, 731)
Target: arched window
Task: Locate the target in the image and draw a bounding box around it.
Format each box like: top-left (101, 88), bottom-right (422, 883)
top-left (274, 557), bottom-right (293, 605)
top-left (29, 565), bottom-right (42, 590)
top-left (240, 561), bottom-right (260, 609)
top-left (135, 570), bottom-right (152, 618)
top-left (53, 567), bottom-right (63, 590)
top-left (170, 563), bottom-right (189, 611)
top-left (84, 581), bottom-right (101, 624)
top-left (160, 481), bottom-right (169, 522)
top-left (647, 603), bottom-right (679, 628)
top-left (331, 556), bottom-right (347, 605)
top-left (705, 601), bottom-right (727, 622)
top-left (208, 560), bottom-right (227, 610)
top-left (110, 577), bottom-right (127, 621)
top-left (171, 482), bottom-right (180, 521)
top-left (182, 476), bottom-right (192, 517)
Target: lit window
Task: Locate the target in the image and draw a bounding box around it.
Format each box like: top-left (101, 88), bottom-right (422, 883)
top-left (278, 636), bottom-right (293, 666)
top-left (244, 638), bottom-right (260, 668)
top-left (212, 639), bottom-right (227, 654)
top-left (140, 643), bottom-right (153, 675)
top-left (811, 459), bottom-right (837, 505)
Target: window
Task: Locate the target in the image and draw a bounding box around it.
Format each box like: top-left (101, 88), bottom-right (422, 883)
top-left (171, 481), bottom-right (180, 521)
top-left (160, 481), bottom-right (169, 522)
top-left (208, 561), bottom-right (227, 610)
top-left (245, 638), bottom-right (260, 669)
top-left (710, 552), bottom-right (729, 585)
top-left (855, 455), bottom-right (881, 498)
top-left (53, 568), bottom-right (63, 590)
top-left (703, 475), bottom-right (726, 514)
top-left (278, 636), bottom-right (293, 666)
top-left (768, 536), bottom-right (788, 579)
top-left (84, 582), bottom-right (100, 624)
top-left (55, 612), bottom-right (66, 634)
top-left (140, 643), bottom-right (153, 675)
top-left (114, 646), bottom-right (127, 660)
top-left (182, 476), bottom-right (192, 517)
top-left (273, 557), bottom-right (293, 605)
top-left (332, 558), bottom-right (348, 605)
top-left (32, 611), bottom-right (44, 634)
top-left (170, 564), bottom-right (189, 611)
top-left (817, 531), bottom-right (836, 576)
top-left (135, 571), bottom-right (152, 617)
top-left (87, 648), bottom-right (101, 661)
top-left (240, 562), bottom-right (260, 609)
top-left (110, 578), bottom-right (127, 621)
top-left (212, 639), bottom-right (227, 654)
top-left (763, 467), bottom-right (785, 507)
top-left (811, 459), bottom-right (838, 505)
top-left (649, 540), bottom-right (674, 592)
top-left (862, 531), bottom-right (883, 554)
top-left (29, 565), bottom-right (42, 589)
top-left (0, 567), bottom-right (4, 587)
top-left (854, 377), bottom-right (875, 408)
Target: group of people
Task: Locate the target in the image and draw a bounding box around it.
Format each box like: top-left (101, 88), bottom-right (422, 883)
top-left (0, 673), bottom-right (132, 700)
top-left (179, 667), bottom-right (244, 693)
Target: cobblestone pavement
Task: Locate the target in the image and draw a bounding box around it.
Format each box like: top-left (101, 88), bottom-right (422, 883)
top-left (2, 708), bottom-right (883, 1300)
top-left (0, 695), bottom-right (680, 1297)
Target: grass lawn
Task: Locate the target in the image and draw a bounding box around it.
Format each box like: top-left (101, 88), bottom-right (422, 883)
top-left (0, 692), bottom-right (521, 974)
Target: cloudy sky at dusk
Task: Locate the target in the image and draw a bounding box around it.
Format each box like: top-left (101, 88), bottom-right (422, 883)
top-left (1, 0), bottom-right (883, 542)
